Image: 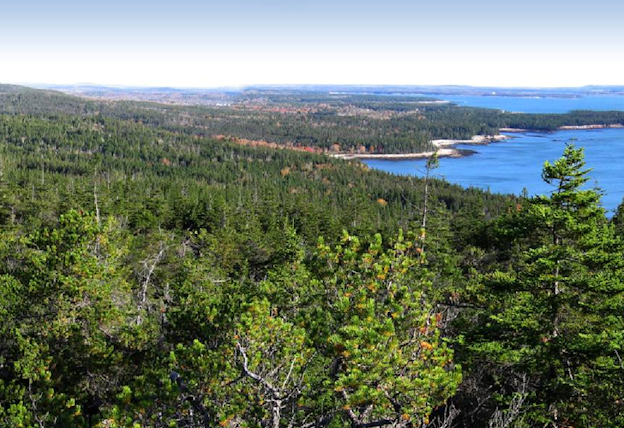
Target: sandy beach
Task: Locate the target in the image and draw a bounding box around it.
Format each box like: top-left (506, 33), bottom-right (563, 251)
top-left (332, 124), bottom-right (624, 161)
top-left (558, 124), bottom-right (624, 130)
top-left (499, 127), bottom-right (531, 133)
top-left (332, 134), bottom-right (511, 160)
top-left (332, 147), bottom-right (461, 160)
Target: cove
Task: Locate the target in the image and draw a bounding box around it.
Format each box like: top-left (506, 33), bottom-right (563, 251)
top-left (363, 128), bottom-right (624, 214)
top-left (430, 94), bottom-right (624, 114)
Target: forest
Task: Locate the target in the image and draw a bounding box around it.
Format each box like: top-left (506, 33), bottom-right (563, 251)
top-left (1, 85), bottom-right (624, 428)
top-left (3, 85), bottom-right (624, 154)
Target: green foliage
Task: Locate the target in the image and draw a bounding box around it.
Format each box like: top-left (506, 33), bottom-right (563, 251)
top-left (316, 231), bottom-right (461, 427)
top-left (2, 84), bottom-right (624, 154)
top-left (0, 211), bottom-right (155, 427)
top-left (2, 86), bottom-right (624, 427)
top-left (460, 145), bottom-right (624, 427)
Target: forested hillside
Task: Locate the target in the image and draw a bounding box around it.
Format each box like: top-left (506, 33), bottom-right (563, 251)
top-left (1, 86), bottom-right (624, 427)
top-left (3, 85), bottom-right (624, 154)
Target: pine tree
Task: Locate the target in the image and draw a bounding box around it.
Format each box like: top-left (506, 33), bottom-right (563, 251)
top-left (316, 231), bottom-right (461, 427)
top-left (464, 145), bottom-right (624, 427)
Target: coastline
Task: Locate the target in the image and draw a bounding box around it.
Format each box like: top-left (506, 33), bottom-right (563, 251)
top-left (331, 147), bottom-right (473, 160)
top-left (558, 124), bottom-right (624, 130)
top-left (332, 124), bottom-right (624, 161)
top-left (501, 124), bottom-right (624, 133)
top-left (332, 134), bottom-right (511, 160)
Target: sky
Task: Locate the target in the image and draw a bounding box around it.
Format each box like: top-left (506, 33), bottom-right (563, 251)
top-left (1, 0), bottom-right (623, 88)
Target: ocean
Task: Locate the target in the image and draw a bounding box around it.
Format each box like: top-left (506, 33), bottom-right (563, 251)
top-left (363, 93), bottom-right (624, 213)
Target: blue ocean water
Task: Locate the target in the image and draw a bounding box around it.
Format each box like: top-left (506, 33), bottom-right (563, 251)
top-left (364, 128), bottom-right (624, 214)
top-left (436, 94), bottom-right (624, 113)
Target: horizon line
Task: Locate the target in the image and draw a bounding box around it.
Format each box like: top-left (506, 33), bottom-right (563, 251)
top-left (11, 82), bottom-right (624, 91)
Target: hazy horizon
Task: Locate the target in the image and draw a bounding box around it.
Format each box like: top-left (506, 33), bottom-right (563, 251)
top-left (16, 83), bottom-right (624, 91)
top-left (3, 0), bottom-right (623, 88)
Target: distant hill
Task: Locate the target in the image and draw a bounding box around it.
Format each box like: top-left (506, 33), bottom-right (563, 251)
top-left (3, 83), bottom-right (624, 156)
top-left (0, 83), bottom-right (100, 116)
top-left (33, 83), bottom-right (238, 106)
top-left (244, 84), bottom-right (624, 98)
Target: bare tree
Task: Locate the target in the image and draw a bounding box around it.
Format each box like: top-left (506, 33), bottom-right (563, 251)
top-left (488, 375), bottom-right (528, 428)
top-left (136, 243), bottom-right (167, 325)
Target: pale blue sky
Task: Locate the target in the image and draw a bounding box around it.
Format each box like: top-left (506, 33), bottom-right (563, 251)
top-left (1, 0), bottom-right (623, 87)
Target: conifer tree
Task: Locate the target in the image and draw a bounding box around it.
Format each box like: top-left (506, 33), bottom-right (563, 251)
top-left (464, 145), bottom-right (624, 427)
top-left (316, 231), bottom-right (461, 427)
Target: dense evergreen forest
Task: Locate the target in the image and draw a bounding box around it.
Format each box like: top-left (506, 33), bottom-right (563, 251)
top-left (1, 85), bottom-right (624, 427)
top-left (2, 85), bottom-right (624, 154)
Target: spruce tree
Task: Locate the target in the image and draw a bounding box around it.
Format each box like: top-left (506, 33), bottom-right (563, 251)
top-left (464, 145), bottom-right (624, 427)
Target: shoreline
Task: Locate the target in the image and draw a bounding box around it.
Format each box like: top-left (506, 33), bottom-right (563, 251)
top-left (332, 124), bottom-right (624, 161)
top-left (501, 124), bottom-right (624, 133)
top-left (558, 124), bottom-right (624, 130)
top-left (332, 134), bottom-right (511, 160)
top-left (331, 148), bottom-right (476, 160)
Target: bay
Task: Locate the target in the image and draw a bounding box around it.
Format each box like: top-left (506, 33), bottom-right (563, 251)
top-left (363, 128), bottom-right (624, 214)
top-left (383, 93), bottom-right (624, 113)
top-left (436, 94), bottom-right (624, 113)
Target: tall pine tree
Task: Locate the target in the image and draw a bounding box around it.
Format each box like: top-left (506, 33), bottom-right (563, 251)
top-left (464, 145), bottom-right (624, 427)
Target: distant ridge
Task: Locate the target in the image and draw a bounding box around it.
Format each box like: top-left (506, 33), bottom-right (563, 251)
top-left (27, 83), bottom-right (624, 101)
top-left (0, 83), bottom-right (99, 116)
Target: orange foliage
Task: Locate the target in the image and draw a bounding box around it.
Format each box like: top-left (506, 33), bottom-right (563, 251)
top-left (420, 341), bottom-right (434, 350)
